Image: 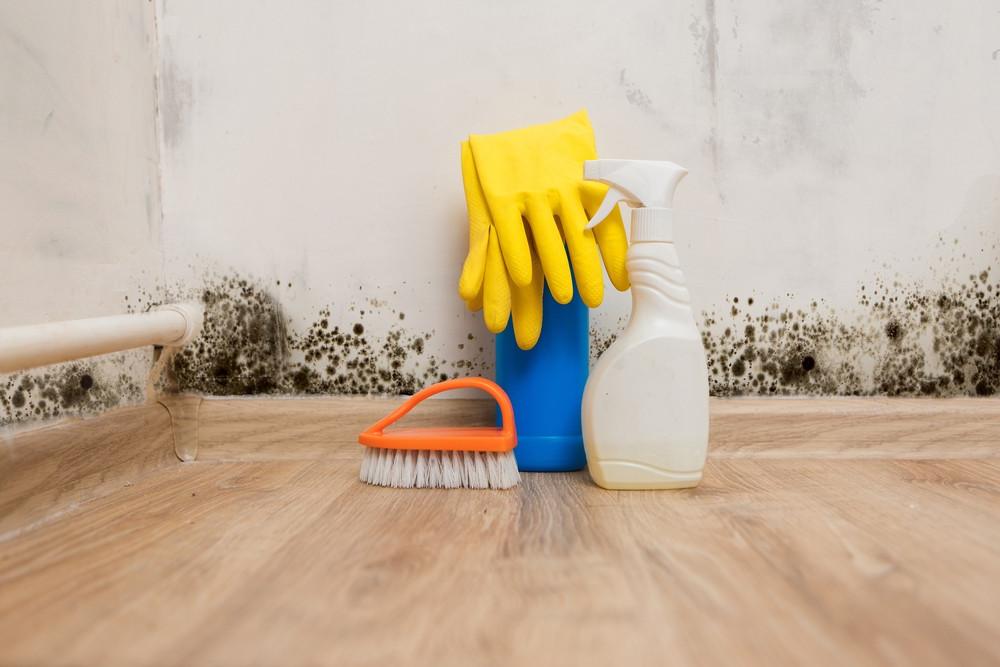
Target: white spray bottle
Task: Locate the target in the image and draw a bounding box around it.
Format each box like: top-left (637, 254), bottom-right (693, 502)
top-left (581, 160), bottom-right (709, 489)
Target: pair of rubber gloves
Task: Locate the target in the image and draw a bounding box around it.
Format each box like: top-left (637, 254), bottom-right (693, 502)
top-left (458, 110), bottom-right (630, 350)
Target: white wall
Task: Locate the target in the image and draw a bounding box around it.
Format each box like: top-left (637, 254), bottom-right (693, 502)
top-left (1, 1), bottom-right (163, 324)
top-left (3, 0), bottom-right (999, 424)
top-left (154, 0), bottom-right (1000, 396)
top-left (0, 1), bottom-right (162, 425)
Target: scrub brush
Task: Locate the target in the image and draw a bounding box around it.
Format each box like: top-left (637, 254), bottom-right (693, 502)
top-left (358, 377), bottom-right (519, 489)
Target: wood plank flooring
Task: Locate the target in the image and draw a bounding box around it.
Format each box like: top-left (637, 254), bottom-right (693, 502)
top-left (1, 398), bottom-right (999, 666)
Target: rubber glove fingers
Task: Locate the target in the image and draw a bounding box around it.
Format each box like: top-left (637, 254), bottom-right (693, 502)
top-left (510, 243), bottom-right (545, 350)
top-left (482, 227), bottom-right (511, 333)
top-left (490, 199), bottom-right (533, 288)
top-left (458, 141), bottom-right (490, 302)
top-left (524, 193), bottom-right (573, 304)
top-left (592, 214), bottom-right (630, 292)
top-left (468, 110), bottom-right (600, 290)
top-left (467, 227), bottom-right (544, 349)
top-left (580, 180), bottom-right (630, 292)
top-left (556, 190), bottom-right (605, 309)
top-left (465, 288), bottom-right (483, 313)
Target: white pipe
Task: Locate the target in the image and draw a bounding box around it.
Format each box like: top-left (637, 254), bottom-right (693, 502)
top-left (0, 303), bottom-right (204, 374)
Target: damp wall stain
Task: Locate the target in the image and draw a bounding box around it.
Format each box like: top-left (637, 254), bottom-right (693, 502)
top-left (166, 277), bottom-right (291, 394)
top-left (8, 258), bottom-right (999, 428)
top-left (143, 274), bottom-right (491, 397)
top-left (618, 69), bottom-right (655, 114)
top-left (157, 38), bottom-right (193, 151)
top-left (590, 315), bottom-right (627, 364)
top-left (0, 352), bottom-right (146, 428)
top-left (593, 263), bottom-right (1000, 397)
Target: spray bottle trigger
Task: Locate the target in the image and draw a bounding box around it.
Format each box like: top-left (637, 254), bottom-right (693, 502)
top-left (585, 185), bottom-right (638, 229)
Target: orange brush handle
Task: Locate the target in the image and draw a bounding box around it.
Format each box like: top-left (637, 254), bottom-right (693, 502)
top-left (359, 377), bottom-right (516, 451)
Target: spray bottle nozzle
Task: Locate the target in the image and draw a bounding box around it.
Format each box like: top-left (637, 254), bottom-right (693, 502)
top-left (583, 159), bottom-right (688, 229)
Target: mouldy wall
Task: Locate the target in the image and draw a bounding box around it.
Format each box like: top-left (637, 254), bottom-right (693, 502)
top-left (6, 253), bottom-right (1000, 428)
top-left (0, 353), bottom-right (148, 428)
top-left (699, 264), bottom-right (1000, 397)
top-left (5, 2), bottom-right (1000, 430)
top-left (0, 1), bottom-right (162, 429)
top-left (151, 0), bottom-right (1000, 407)
top-left (113, 252), bottom-right (1000, 400)
top-left (134, 274), bottom-right (492, 398)
top-left (592, 237), bottom-right (1000, 397)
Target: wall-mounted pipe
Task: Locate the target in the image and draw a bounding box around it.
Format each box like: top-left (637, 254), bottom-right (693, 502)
top-left (0, 303), bottom-right (204, 374)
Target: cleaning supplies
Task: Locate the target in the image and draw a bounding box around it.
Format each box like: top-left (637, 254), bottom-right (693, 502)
top-left (358, 377), bottom-right (520, 489)
top-left (457, 111), bottom-right (630, 472)
top-left (496, 282), bottom-right (589, 471)
top-left (580, 159), bottom-right (709, 489)
top-left (458, 110), bottom-right (630, 350)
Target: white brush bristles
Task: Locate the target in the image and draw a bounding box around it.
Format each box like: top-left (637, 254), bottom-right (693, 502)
top-left (360, 448), bottom-right (520, 489)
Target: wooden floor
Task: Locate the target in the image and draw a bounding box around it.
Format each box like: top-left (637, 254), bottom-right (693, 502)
top-left (2, 397), bottom-right (1000, 666)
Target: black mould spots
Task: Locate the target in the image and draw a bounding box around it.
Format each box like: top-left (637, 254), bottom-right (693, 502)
top-left (884, 320), bottom-right (902, 341)
top-left (695, 266), bottom-right (1000, 397)
top-left (291, 367), bottom-right (315, 392)
top-left (591, 316), bottom-right (627, 361)
top-left (157, 274), bottom-right (487, 397)
top-left (59, 370), bottom-right (99, 407)
top-left (1, 361), bottom-right (141, 427)
top-left (168, 275), bottom-right (290, 395)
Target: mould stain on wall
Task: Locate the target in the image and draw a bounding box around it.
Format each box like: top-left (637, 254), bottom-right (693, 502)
top-left (591, 315), bottom-right (627, 364)
top-left (0, 353), bottom-right (146, 427)
top-left (705, 263), bottom-right (1000, 396)
top-left (8, 250), bottom-right (997, 427)
top-left (138, 274), bottom-right (490, 396)
top-left (593, 257), bottom-right (1000, 397)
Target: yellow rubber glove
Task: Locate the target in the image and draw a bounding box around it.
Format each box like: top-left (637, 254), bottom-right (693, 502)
top-left (459, 140), bottom-right (510, 332)
top-left (458, 110), bottom-right (629, 350)
top-left (458, 140), bottom-right (546, 349)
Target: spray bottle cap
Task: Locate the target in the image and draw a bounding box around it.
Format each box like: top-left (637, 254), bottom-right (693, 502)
top-left (583, 159), bottom-right (688, 243)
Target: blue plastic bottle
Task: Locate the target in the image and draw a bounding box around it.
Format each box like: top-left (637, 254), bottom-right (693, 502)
top-left (495, 286), bottom-right (589, 472)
